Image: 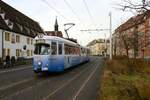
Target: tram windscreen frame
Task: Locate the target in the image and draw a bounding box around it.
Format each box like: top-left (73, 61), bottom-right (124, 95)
top-left (34, 43), bottom-right (50, 55)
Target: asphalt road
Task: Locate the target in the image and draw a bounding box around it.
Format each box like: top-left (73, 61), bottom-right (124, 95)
top-left (0, 57), bottom-right (104, 100)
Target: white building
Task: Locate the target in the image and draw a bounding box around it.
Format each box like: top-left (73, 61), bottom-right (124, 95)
top-left (87, 39), bottom-right (110, 56)
top-left (0, 0), bottom-right (43, 59)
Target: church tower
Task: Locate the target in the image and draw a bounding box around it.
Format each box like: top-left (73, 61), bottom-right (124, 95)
top-left (54, 17), bottom-right (59, 31)
top-left (45, 16), bottom-right (63, 37)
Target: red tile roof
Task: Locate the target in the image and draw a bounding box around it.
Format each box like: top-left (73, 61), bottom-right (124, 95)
top-left (45, 31), bottom-right (63, 37)
top-left (115, 11), bottom-right (150, 33)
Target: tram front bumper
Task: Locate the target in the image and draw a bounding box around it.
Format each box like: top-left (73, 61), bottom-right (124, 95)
top-left (42, 67), bottom-right (48, 71)
top-left (34, 66), bottom-right (48, 72)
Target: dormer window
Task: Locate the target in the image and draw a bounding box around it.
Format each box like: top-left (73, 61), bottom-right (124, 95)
top-left (16, 17), bottom-right (20, 23)
top-left (25, 27), bottom-right (30, 34)
top-left (0, 7), bottom-right (2, 12)
top-left (8, 20), bottom-right (13, 29)
top-left (17, 23), bottom-right (23, 32)
top-left (0, 7), bottom-right (5, 19)
top-left (4, 19), bottom-right (13, 30)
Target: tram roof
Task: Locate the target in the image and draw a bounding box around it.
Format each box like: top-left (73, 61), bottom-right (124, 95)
top-left (35, 35), bottom-right (89, 49)
top-left (35, 35), bottom-right (79, 46)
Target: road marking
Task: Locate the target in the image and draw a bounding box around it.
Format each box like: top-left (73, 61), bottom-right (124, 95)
top-left (72, 64), bottom-right (99, 100)
top-left (3, 63), bottom-right (92, 100)
top-left (0, 66), bottom-right (32, 74)
top-left (3, 60), bottom-right (97, 100)
top-left (4, 65), bottom-right (89, 100)
top-left (43, 64), bottom-right (92, 100)
top-left (0, 78), bottom-right (33, 91)
top-left (3, 78), bottom-right (50, 100)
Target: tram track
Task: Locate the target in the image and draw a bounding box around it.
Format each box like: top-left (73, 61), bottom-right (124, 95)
top-left (42, 60), bottom-right (97, 100)
top-left (44, 58), bottom-right (100, 100)
top-left (0, 57), bottom-right (102, 100)
top-left (4, 59), bottom-right (96, 100)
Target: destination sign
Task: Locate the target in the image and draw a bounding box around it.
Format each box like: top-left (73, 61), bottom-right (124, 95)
top-left (36, 39), bottom-right (45, 43)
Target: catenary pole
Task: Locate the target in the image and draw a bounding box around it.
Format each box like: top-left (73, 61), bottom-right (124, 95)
top-left (109, 12), bottom-right (112, 60)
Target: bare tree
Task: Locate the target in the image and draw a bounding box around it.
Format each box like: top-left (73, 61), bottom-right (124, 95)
top-left (113, 37), bottom-right (117, 56)
top-left (132, 26), bottom-right (139, 58)
top-left (121, 33), bottom-right (132, 57)
top-left (116, 0), bottom-right (150, 58)
top-left (118, 0), bottom-right (150, 13)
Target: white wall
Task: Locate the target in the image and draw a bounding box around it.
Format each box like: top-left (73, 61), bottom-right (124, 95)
top-left (3, 30), bottom-right (34, 59)
top-left (0, 29), bottom-right (2, 58)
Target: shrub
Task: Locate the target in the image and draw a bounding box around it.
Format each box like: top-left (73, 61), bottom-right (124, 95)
top-left (112, 55), bottom-right (128, 60)
top-left (99, 57), bottom-right (150, 100)
top-left (133, 78), bottom-right (150, 100)
top-left (106, 58), bottom-right (150, 75)
top-left (106, 59), bottom-right (131, 74)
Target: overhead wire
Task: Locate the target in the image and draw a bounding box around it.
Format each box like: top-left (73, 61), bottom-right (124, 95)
top-left (63, 0), bottom-right (87, 38)
top-left (63, 0), bottom-right (81, 22)
top-left (41, 0), bottom-right (68, 20)
top-left (82, 0), bottom-right (94, 24)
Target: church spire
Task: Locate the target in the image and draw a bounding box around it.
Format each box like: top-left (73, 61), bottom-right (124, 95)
top-left (54, 16), bottom-right (58, 31)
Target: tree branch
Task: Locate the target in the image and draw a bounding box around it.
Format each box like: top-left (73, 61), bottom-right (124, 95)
top-left (117, 0), bottom-right (150, 13)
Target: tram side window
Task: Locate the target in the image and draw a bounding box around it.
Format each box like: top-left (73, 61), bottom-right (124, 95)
top-left (65, 44), bottom-right (81, 55)
top-left (65, 44), bottom-right (68, 55)
top-left (51, 42), bottom-right (57, 55)
top-left (58, 44), bottom-right (62, 55)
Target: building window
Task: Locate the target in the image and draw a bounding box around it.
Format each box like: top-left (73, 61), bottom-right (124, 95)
top-left (27, 50), bottom-right (30, 56)
top-left (16, 49), bottom-right (21, 57)
top-left (3, 48), bottom-right (10, 57)
top-left (16, 35), bottom-right (20, 43)
top-left (11, 33), bottom-right (15, 43)
top-left (7, 49), bottom-right (10, 56)
top-left (5, 32), bottom-right (10, 41)
top-left (31, 50), bottom-right (33, 56)
top-left (27, 38), bottom-right (30, 44)
top-left (31, 39), bottom-right (33, 45)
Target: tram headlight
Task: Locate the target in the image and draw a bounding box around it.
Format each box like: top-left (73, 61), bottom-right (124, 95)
top-left (38, 61), bottom-right (42, 65)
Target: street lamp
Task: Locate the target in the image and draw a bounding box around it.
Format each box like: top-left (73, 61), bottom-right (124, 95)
top-left (109, 12), bottom-right (112, 60)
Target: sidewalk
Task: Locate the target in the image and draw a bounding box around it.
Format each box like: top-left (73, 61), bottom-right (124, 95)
top-left (0, 64), bottom-right (32, 72)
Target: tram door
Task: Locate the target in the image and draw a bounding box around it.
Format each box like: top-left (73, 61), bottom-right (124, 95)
top-left (64, 44), bottom-right (71, 69)
top-left (57, 42), bottom-right (64, 70)
top-left (50, 42), bottom-right (64, 71)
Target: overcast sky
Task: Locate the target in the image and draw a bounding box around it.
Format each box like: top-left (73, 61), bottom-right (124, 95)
top-left (3, 0), bottom-right (140, 46)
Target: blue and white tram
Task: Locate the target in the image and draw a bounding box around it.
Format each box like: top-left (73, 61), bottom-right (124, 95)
top-left (33, 35), bottom-right (90, 73)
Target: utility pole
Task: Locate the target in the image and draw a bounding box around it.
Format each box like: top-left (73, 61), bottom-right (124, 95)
top-left (104, 33), bottom-right (107, 58)
top-left (109, 12), bottom-right (112, 60)
top-left (2, 30), bottom-right (4, 60)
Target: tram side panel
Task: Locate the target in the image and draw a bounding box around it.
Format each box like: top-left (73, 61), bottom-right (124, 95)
top-left (49, 55), bottom-right (64, 72)
top-left (64, 55), bottom-right (81, 69)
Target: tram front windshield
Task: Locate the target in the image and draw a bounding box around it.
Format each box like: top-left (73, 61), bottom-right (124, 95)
top-left (34, 43), bottom-right (50, 55)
